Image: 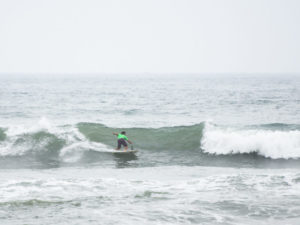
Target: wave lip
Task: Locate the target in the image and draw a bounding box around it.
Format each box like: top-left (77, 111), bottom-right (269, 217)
top-left (201, 123), bottom-right (300, 159)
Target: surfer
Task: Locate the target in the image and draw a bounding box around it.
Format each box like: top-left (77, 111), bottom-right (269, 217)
top-left (113, 131), bottom-right (133, 150)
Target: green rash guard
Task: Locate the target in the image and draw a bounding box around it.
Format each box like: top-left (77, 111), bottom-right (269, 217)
top-left (117, 134), bottom-right (128, 140)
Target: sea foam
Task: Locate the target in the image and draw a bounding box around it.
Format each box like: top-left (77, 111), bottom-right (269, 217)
top-left (202, 123), bottom-right (300, 159)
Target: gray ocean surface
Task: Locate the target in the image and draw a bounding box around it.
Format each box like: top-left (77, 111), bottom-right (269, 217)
top-left (0, 74), bottom-right (300, 224)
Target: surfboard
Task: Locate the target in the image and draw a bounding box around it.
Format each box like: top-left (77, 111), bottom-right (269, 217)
top-left (112, 150), bottom-right (138, 154)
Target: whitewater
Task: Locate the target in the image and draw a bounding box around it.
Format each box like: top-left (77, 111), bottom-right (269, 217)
top-left (0, 74), bottom-right (300, 224)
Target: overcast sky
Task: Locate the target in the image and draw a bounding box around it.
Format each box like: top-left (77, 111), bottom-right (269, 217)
top-left (0, 0), bottom-right (299, 74)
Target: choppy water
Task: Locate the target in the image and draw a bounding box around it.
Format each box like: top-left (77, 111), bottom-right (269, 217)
top-left (0, 74), bottom-right (300, 224)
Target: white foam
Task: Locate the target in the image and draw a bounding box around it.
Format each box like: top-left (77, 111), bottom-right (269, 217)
top-left (0, 117), bottom-right (115, 159)
top-left (0, 118), bottom-right (86, 157)
top-left (202, 123), bottom-right (300, 159)
top-left (5, 117), bottom-right (57, 137)
top-left (59, 141), bottom-right (112, 163)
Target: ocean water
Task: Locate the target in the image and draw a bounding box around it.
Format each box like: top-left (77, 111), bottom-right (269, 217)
top-left (0, 74), bottom-right (300, 224)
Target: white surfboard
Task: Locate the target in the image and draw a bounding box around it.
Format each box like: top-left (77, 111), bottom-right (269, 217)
top-left (112, 150), bottom-right (138, 154)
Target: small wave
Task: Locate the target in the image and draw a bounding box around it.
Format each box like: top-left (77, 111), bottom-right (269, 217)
top-left (0, 199), bottom-right (70, 207)
top-left (201, 123), bottom-right (300, 159)
top-left (248, 123), bottom-right (300, 131)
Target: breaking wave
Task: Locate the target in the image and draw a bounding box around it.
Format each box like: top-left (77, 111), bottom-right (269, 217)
top-left (201, 124), bottom-right (300, 159)
top-left (0, 118), bottom-right (300, 168)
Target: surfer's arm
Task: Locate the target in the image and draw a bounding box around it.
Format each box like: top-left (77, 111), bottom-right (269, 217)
top-left (112, 132), bottom-right (118, 136)
top-left (127, 140), bottom-right (133, 144)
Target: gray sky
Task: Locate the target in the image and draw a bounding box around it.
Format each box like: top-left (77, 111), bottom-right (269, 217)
top-left (0, 0), bottom-right (299, 74)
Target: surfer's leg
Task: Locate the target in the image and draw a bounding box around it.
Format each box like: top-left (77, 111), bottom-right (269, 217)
top-left (115, 139), bottom-right (122, 150)
top-left (120, 139), bottom-right (128, 150)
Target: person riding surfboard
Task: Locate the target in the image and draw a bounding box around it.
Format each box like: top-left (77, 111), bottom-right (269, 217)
top-left (113, 131), bottom-right (133, 151)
